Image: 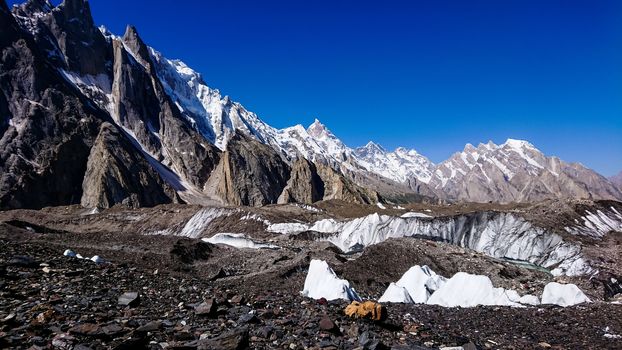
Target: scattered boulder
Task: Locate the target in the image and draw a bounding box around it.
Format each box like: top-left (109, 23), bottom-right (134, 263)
top-left (117, 292), bottom-right (140, 307)
top-left (135, 321), bottom-right (161, 333)
top-left (170, 239), bottom-right (214, 264)
top-left (195, 298), bottom-right (217, 317)
top-left (198, 326), bottom-right (249, 350)
top-left (68, 323), bottom-right (103, 337)
top-left (319, 315), bottom-right (337, 332)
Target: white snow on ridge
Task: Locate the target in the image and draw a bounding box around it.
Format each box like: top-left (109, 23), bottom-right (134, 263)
top-left (301, 260), bottom-right (361, 301)
top-left (202, 233), bottom-right (278, 249)
top-left (353, 142), bottom-right (435, 185)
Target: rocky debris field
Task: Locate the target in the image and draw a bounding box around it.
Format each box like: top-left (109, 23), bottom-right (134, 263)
top-left (1, 226), bottom-right (622, 350)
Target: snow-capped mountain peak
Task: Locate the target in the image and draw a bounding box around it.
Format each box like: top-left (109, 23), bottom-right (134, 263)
top-left (307, 118), bottom-right (332, 138)
top-left (357, 141), bottom-right (386, 156)
top-left (502, 138), bottom-right (536, 150)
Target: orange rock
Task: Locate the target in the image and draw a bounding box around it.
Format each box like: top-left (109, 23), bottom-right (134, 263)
top-left (344, 301), bottom-right (386, 321)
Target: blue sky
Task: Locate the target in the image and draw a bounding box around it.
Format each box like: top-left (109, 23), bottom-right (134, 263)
top-left (11, 0), bottom-right (622, 175)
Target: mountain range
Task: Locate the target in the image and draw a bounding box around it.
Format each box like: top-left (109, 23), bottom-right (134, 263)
top-left (1, 0), bottom-right (621, 210)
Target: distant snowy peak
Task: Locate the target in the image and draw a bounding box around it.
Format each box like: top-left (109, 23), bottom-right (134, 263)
top-left (429, 138), bottom-right (622, 202)
top-left (434, 138), bottom-right (549, 187)
top-left (354, 142), bottom-right (435, 184)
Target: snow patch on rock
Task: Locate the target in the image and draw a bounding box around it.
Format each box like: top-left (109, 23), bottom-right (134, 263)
top-left (267, 222), bottom-right (310, 234)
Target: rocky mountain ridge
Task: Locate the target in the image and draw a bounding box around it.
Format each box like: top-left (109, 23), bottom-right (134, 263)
top-left (610, 171), bottom-right (622, 191)
top-left (0, 0), bottom-right (377, 210)
top-left (1, 0), bottom-right (620, 210)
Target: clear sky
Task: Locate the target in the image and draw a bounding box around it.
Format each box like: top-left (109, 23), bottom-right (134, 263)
top-left (10, 0), bottom-right (622, 175)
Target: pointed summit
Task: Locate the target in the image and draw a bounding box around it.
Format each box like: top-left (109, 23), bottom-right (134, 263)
top-left (363, 141), bottom-right (385, 153)
top-left (59, 0), bottom-right (95, 27)
top-left (36, 0), bottom-right (111, 75)
top-left (503, 138), bottom-right (535, 150)
top-left (307, 118), bottom-right (331, 138)
top-left (122, 25), bottom-right (151, 65)
top-left (463, 143), bottom-right (476, 152)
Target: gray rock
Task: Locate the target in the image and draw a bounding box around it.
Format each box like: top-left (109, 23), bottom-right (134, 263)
top-left (195, 298), bottom-right (217, 317)
top-left (198, 326), bottom-right (249, 350)
top-left (117, 292), bottom-right (140, 307)
top-left (204, 133), bottom-right (290, 206)
top-left (80, 122), bottom-right (177, 208)
top-left (135, 320), bottom-right (161, 333)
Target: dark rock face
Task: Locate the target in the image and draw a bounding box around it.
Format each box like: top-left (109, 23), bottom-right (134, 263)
top-left (113, 26), bottom-right (221, 190)
top-left (204, 133), bottom-right (290, 206)
top-left (1, 0), bottom-right (221, 209)
top-left (12, 0), bottom-right (112, 76)
top-left (278, 158), bottom-right (325, 204)
top-left (278, 157), bottom-right (380, 205)
top-left (80, 122), bottom-right (177, 209)
top-left (0, 0), bottom-right (103, 209)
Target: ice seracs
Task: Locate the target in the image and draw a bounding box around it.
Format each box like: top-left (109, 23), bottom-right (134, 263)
top-left (202, 233), bottom-right (278, 250)
top-left (541, 282), bottom-right (591, 306)
top-left (426, 272), bottom-right (519, 307)
top-left (324, 211), bottom-right (590, 277)
top-left (379, 265), bottom-right (446, 303)
top-left (301, 260), bottom-right (361, 301)
top-left (379, 283), bottom-right (414, 303)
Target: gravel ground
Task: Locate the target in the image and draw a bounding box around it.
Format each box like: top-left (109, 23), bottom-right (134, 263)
top-left (1, 224), bottom-right (622, 350)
